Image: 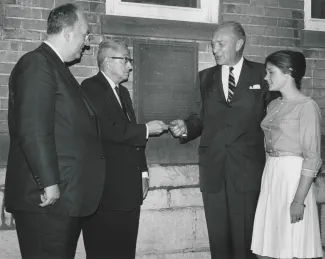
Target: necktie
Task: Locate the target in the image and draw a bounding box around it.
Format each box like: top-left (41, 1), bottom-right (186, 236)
top-left (227, 67), bottom-right (235, 103)
top-left (115, 86), bottom-right (128, 118)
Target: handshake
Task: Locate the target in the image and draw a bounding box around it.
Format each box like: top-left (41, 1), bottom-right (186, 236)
top-left (146, 120), bottom-right (187, 137)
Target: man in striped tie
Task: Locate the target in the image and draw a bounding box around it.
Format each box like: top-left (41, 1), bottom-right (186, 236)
top-left (170, 21), bottom-right (278, 259)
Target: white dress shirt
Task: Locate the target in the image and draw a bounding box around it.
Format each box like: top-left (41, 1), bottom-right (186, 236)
top-left (221, 57), bottom-right (244, 99)
top-left (43, 41), bottom-right (64, 63)
top-left (101, 71), bottom-right (123, 107)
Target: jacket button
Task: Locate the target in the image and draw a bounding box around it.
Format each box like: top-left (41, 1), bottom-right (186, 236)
top-left (136, 147), bottom-right (140, 150)
top-left (101, 156), bottom-right (105, 159)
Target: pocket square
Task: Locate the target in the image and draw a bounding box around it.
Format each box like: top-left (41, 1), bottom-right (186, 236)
top-left (249, 84), bottom-right (261, 89)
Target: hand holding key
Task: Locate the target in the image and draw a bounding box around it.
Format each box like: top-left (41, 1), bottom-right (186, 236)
top-left (146, 120), bottom-right (169, 136)
top-left (169, 120), bottom-right (187, 138)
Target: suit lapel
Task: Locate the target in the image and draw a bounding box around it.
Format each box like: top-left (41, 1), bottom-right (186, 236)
top-left (211, 65), bottom-right (227, 103)
top-left (40, 43), bottom-right (100, 134)
top-left (231, 59), bottom-right (252, 100)
top-left (120, 86), bottom-right (136, 123)
top-left (96, 72), bottom-right (130, 122)
top-left (41, 43), bottom-right (80, 90)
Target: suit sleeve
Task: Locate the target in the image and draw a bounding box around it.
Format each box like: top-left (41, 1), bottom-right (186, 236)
top-left (13, 53), bottom-right (60, 189)
top-left (181, 72), bottom-right (204, 143)
top-left (124, 88), bottom-right (149, 172)
top-left (81, 79), bottom-right (147, 147)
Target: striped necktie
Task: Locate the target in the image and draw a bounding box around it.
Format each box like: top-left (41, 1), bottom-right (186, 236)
top-left (227, 67), bottom-right (235, 103)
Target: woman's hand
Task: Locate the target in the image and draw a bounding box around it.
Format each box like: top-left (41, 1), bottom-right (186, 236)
top-left (290, 200), bottom-right (305, 224)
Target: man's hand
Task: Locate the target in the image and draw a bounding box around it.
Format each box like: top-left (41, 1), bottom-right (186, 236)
top-left (146, 120), bottom-right (168, 136)
top-left (169, 120), bottom-right (187, 137)
top-left (142, 178), bottom-right (149, 200)
top-left (39, 184), bottom-right (60, 207)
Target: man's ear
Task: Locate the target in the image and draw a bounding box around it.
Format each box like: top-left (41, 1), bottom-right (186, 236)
top-left (103, 57), bottom-right (109, 70)
top-left (235, 39), bottom-right (244, 52)
top-left (63, 27), bottom-right (72, 41)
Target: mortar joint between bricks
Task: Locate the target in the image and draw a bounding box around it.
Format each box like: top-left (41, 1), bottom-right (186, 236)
top-left (167, 189), bottom-right (171, 208)
top-left (149, 184), bottom-right (200, 191)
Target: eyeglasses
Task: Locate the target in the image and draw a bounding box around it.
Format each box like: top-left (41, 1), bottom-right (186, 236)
top-left (109, 57), bottom-right (133, 65)
top-left (84, 32), bottom-right (93, 42)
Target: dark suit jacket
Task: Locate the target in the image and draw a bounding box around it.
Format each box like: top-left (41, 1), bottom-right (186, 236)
top-left (183, 59), bottom-right (278, 193)
top-left (81, 72), bottom-right (148, 210)
top-left (5, 43), bottom-right (106, 217)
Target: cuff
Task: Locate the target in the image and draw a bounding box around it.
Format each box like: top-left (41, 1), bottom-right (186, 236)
top-left (145, 124), bottom-right (149, 139)
top-left (301, 168), bottom-right (318, 178)
top-left (142, 171), bottom-right (149, 179)
top-left (181, 124), bottom-right (188, 138)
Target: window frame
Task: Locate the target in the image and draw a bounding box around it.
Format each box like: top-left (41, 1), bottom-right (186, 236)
top-left (304, 0), bottom-right (325, 31)
top-left (106, 0), bottom-right (219, 23)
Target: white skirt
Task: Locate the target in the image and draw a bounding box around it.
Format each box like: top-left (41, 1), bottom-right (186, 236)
top-left (251, 156), bottom-right (323, 258)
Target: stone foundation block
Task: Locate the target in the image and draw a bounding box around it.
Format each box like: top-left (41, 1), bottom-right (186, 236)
top-left (136, 207), bottom-right (208, 253)
top-left (142, 189), bottom-right (169, 210)
top-left (135, 251), bottom-right (211, 259)
top-left (149, 165), bottom-right (199, 188)
top-left (169, 188), bottom-right (203, 208)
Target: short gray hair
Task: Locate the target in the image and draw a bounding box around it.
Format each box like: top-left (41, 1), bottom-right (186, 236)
top-left (97, 39), bottom-right (129, 69)
top-left (214, 21), bottom-right (246, 54)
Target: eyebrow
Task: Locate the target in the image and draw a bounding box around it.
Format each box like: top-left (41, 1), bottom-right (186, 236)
top-left (211, 40), bottom-right (224, 44)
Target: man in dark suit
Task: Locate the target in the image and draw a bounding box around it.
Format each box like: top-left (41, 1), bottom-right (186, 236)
top-left (170, 21), bottom-right (278, 259)
top-left (81, 39), bottom-right (167, 259)
top-left (4, 3), bottom-right (106, 259)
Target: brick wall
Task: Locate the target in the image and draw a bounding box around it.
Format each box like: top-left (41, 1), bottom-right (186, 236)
top-left (0, 0), bottom-right (325, 258)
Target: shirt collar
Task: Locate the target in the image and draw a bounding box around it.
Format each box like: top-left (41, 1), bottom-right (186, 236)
top-left (43, 41), bottom-right (64, 63)
top-left (223, 56), bottom-right (244, 73)
top-left (101, 71), bottom-right (118, 90)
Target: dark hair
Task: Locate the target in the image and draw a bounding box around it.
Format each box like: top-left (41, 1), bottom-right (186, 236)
top-left (265, 50), bottom-right (306, 90)
top-left (214, 21), bottom-right (246, 54)
top-left (47, 3), bottom-right (81, 35)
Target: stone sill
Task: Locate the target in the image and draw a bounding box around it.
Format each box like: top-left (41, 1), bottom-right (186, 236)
top-left (101, 15), bottom-right (216, 41)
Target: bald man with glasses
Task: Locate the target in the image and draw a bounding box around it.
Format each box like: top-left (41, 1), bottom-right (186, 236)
top-left (81, 39), bottom-right (167, 259)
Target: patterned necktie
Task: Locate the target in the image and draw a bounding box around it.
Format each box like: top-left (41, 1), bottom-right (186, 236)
top-left (115, 86), bottom-right (128, 118)
top-left (227, 67), bottom-right (235, 103)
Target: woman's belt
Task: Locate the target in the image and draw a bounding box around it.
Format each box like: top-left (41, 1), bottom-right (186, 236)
top-left (268, 151), bottom-right (302, 157)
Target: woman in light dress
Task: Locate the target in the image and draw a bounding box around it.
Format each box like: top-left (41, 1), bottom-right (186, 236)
top-left (251, 50), bottom-right (323, 259)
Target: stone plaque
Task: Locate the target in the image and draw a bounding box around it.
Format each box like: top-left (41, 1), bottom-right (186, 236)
top-left (133, 40), bottom-right (199, 164)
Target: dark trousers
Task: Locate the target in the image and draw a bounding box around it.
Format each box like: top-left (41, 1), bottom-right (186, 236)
top-left (13, 211), bottom-right (81, 259)
top-left (202, 173), bottom-right (259, 259)
top-left (82, 207), bottom-right (141, 259)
